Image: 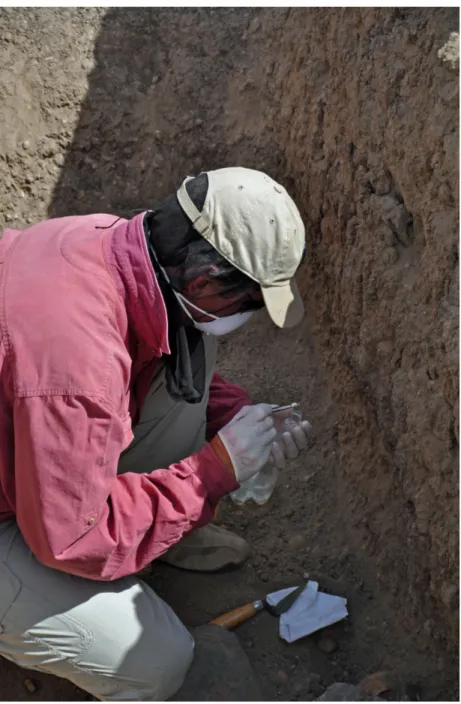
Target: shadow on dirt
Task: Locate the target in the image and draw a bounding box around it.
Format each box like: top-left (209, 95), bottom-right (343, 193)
top-left (48, 7), bottom-right (283, 219)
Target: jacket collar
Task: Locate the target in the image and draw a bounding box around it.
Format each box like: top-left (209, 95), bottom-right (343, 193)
top-left (104, 212), bottom-right (170, 356)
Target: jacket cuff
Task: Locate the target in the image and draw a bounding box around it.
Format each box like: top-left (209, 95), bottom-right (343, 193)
top-left (194, 442), bottom-right (239, 501)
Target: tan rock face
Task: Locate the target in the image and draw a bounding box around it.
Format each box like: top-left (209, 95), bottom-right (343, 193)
top-left (0, 3), bottom-right (458, 664)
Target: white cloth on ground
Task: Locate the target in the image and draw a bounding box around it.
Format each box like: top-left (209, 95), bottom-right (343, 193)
top-left (266, 580), bottom-right (348, 643)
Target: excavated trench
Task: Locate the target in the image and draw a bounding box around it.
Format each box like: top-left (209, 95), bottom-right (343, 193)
top-left (0, 7), bottom-right (458, 701)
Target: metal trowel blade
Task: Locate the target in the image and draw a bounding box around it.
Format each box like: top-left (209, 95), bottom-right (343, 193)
top-left (264, 583), bottom-right (305, 617)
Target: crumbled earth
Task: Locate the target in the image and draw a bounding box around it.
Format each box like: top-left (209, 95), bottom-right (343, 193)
top-left (0, 7), bottom-right (458, 702)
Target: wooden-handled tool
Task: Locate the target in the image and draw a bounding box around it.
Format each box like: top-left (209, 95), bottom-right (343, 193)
top-left (209, 584), bottom-right (305, 630)
top-left (210, 600), bottom-right (264, 629)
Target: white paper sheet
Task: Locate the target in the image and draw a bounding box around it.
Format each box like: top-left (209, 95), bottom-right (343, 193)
top-left (266, 581), bottom-right (348, 643)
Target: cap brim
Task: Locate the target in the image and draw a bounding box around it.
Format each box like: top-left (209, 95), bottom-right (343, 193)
top-left (261, 280), bottom-right (304, 329)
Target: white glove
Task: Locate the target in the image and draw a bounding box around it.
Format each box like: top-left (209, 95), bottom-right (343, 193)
top-left (218, 404), bottom-right (277, 483)
top-left (270, 410), bottom-right (312, 469)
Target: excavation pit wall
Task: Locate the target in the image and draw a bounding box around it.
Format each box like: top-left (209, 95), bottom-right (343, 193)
top-left (0, 6), bottom-right (458, 697)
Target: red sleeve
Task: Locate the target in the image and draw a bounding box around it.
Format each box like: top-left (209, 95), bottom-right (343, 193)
top-left (205, 371), bottom-right (251, 441)
top-left (13, 394), bottom-right (238, 581)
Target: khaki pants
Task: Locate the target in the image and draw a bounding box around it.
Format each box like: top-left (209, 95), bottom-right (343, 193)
top-left (0, 337), bottom-right (218, 700)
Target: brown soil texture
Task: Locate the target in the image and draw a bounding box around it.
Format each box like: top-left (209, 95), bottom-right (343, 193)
top-left (0, 7), bottom-right (458, 702)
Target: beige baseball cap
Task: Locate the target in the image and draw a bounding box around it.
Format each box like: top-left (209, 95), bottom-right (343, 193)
top-left (176, 167), bottom-right (305, 328)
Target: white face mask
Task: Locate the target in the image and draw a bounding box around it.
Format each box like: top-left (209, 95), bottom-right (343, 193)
top-left (174, 291), bottom-right (255, 336)
top-left (146, 239), bottom-right (256, 336)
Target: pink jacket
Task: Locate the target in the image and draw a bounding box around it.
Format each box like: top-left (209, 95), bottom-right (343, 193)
top-left (0, 213), bottom-right (247, 580)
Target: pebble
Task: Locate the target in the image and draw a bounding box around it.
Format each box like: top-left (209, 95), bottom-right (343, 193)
top-left (318, 635), bottom-right (338, 654)
top-left (288, 534), bottom-right (305, 551)
top-left (54, 153), bottom-right (65, 167)
top-left (441, 583), bottom-right (458, 610)
top-left (359, 671), bottom-right (392, 697)
top-left (22, 140), bottom-right (30, 150)
top-left (303, 571), bottom-right (310, 580)
top-left (308, 673), bottom-right (322, 687)
top-left (24, 678), bottom-right (38, 693)
top-left (81, 57), bottom-right (95, 72)
top-left (270, 669), bottom-right (288, 686)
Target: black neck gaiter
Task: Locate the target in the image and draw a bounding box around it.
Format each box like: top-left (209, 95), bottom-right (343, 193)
top-left (143, 215), bottom-right (206, 405)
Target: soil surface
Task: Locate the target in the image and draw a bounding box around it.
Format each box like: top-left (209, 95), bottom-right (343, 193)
top-left (0, 7), bottom-right (458, 702)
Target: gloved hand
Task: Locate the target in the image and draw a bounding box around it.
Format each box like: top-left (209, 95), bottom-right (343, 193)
top-left (270, 409), bottom-right (312, 469)
top-left (218, 404), bottom-right (277, 483)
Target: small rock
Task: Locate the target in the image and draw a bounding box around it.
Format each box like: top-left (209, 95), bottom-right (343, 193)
top-left (317, 682), bottom-right (385, 701)
top-left (24, 678), bottom-right (38, 693)
top-left (308, 673), bottom-right (322, 688)
top-left (315, 683), bottom-right (357, 701)
top-left (270, 669), bottom-right (288, 686)
top-left (303, 571), bottom-right (310, 580)
top-left (359, 671), bottom-right (392, 697)
top-left (151, 75), bottom-right (160, 84)
top-left (318, 635), bottom-right (338, 654)
top-left (441, 583), bottom-right (459, 610)
top-left (22, 140), bottom-right (30, 150)
top-left (82, 57), bottom-right (95, 72)
top-left (288, 534), bottom-right (305, 551)
top-left (4, 31), bottom-right (13, 42)
top-left (258, 572), bottom-right (269, 582)
top-left (437, 32), bottom-right (459, 70)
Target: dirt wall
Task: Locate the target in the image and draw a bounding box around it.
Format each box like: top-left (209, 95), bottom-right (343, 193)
top-left (0, 3), bottom-right (458, 679)
top-left (262, 8), bottom-right (460, 651)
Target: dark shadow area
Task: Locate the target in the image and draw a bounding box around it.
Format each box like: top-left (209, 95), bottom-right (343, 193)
top-left (48, 7), bottom-right (285, 219)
